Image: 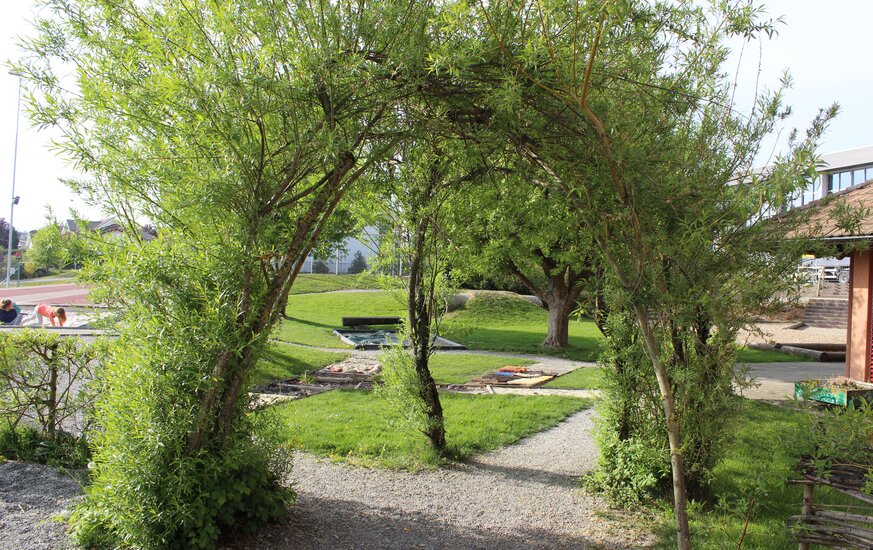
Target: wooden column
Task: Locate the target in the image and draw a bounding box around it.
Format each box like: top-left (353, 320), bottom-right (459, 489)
top-left (846, 248), bottom-right (873, 382)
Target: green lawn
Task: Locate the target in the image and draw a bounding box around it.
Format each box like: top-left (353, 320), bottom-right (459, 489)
top-left (735, 347), bottom-right (804, 363)
top-left (441, 293), bottom-right (603, 361)
top-left (251, 342), bottom-right (349, 385)
top-left (288, 273), bottom-right (385, 295)
top-left (276, 291), bottom-right (407, 347)
top-left (276, 290), bottom-right (803, 364)
top-left (254, 341), bottom-right (532, 386)
top-left (656, 400), bottom-right (853, 549)
top-left (429, 353), bottom-right (536, 384)
top-left (543, 367), bottom-right (607, 389)
top-left (274, 389), bottom-right (591, 468)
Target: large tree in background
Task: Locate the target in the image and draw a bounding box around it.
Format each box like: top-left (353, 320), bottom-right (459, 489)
top-left (447, 168), bottom-right (597, 348)
top-left (17, 0), bottom-right (426, 546)
top-left (0, 218), bottom-right (20, 253)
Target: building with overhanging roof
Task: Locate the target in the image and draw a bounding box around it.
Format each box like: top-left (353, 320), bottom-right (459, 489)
top-left (795, 172), bottom-right (873, 382)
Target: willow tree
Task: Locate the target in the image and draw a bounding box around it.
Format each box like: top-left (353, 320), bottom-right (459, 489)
top-left (434, 0), bottom-right (833, 547)
top-left (17, 0), bottom-right (426, 546)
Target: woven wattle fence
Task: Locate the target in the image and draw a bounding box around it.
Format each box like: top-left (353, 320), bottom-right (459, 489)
top-left (790, 458), bottom-right (873, 548)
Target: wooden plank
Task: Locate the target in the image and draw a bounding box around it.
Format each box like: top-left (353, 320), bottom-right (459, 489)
top-left (505, 375), bottom-right (555, 387)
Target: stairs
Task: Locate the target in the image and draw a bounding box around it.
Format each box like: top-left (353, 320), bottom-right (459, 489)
top-left (800, 282), bottom-right (849, 300)
top-left (803, 298), bottom-right (849, 329)
top-left (817, 282), bottom-right (850, 299)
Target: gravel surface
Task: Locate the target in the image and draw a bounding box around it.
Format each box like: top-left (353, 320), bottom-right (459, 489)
top-left (0, 461), bottom-right (83, 550)
top-left (227, 409), bottom-right (652, 549)
top-left (738, 321), bottom-right (846, 345)
top-left (2, 410), bottom-right (649, 550)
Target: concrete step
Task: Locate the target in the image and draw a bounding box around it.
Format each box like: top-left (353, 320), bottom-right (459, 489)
top-left (804, 298), bottom-right (848, 329)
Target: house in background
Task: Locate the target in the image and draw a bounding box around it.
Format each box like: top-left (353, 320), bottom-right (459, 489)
top-left (18, 229), bottom-right (37, 251)
top-left (62, 218), bottom-right (157, 241)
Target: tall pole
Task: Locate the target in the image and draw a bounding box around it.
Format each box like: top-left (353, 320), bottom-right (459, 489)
top-left (6, 74), bottom-right (21, 287)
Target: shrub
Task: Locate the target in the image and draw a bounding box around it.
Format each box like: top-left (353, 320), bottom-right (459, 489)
top-left (0, 330), bottom-right (106, 437)
top-left (589, 308), bottom-right (741, 505)
top-left (586, 433), bottom-right (670, 505)
top-left (22, 261), bottom-right (38, 279)
top-left (0, 425), bottom-right (90, 468)
top-left (68, 239), bottom-right (296, 549)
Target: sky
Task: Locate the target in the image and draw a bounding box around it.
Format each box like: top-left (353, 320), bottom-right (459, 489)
top-left (0, 1), bottom-right (871, 232)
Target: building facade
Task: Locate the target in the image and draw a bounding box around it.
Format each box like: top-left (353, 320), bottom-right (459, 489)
top-left (792, 144), bottom-right (873, 208)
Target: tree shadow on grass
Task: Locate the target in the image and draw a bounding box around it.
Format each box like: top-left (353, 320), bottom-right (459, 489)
top-left (441, 326), bottom-right (601, 361)
top-left (280, 316), bottom-right (338, 330)
top-left (223, 494), bottom-right (614, 550)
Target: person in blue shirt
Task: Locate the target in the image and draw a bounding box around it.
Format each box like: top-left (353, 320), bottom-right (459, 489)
top-left (0, 299), bottom-right (22, 325)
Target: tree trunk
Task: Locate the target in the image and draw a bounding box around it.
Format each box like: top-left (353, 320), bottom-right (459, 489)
top-left (408, 212), bottom-right (446, 453)
top-left (414, 350), bottom-right (446, 450)
top-left (632, 304), bottom-right (692, 550)
top-left (542, 297), bottom-right (573, 348)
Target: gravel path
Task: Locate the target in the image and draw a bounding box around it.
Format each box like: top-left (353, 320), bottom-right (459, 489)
top-left (0, 461), bottom-right (83, 550)
top-left (228, 409), bottom-right (652, 549)
top-left (1, 411), bottom-right (649, 550)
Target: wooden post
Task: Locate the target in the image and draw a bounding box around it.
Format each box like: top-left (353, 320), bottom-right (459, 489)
top-left (799, 482), bottom-right (814, 550)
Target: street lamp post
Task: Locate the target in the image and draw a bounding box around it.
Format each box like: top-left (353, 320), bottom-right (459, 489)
top-left (6, 73), bottom-right (21, 287)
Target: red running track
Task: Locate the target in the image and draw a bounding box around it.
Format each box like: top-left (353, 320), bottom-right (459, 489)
top-left (0, 283), bottom-right (94, 306)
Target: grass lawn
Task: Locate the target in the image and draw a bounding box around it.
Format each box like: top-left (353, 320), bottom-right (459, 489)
top-left (274, 389), bottom-right (591, 468)
top-left (543, 367), bottom-right (607, 389)
top-left (288, 273), bottom-right (384, 295)
top-left (276, 290), bottom-right (803, 364)
top-left (735, 347), bottom-right (804, 363)
top-left (429, 353), bottom-right (536, 384)
top-left (441, 294), bottom-right (603, 361)
top-left (254, 341), bottom-right (532, 386)
top-left (656, 400), bottom-right (852, 548)
top-left (276, 291), bottom-right (406, 347)
top-left (14, 270), bottom-right (80, 287)
top-left (251, 342), bottom-right (349, 385)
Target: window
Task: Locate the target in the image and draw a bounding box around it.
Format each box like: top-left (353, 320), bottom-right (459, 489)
top-left (854, 169), bottom-right (866, 185)
top-left (840, 171), bottom-right (852, 191)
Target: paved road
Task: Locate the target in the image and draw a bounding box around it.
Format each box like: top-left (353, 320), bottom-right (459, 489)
top-left (742, 361), bottom-right (845, 400)
top-left (0, 283), bottom-right (93, 306)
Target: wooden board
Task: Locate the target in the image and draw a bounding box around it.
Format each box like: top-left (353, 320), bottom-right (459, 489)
top-left (505, 375), bottom-right (555, 387)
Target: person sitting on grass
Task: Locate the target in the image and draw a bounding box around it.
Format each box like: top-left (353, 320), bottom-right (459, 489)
top-left (0, 299), bottom-right (21, 325)
top-left (31, 303), bottom-right (67, 327)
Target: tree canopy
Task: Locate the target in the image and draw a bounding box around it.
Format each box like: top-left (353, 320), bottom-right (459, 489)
top-left (15, 0), bottom-right (832, 548)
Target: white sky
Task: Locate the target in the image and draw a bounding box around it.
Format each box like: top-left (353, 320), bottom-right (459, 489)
top-left (0, 0), bottom-right (871, 231)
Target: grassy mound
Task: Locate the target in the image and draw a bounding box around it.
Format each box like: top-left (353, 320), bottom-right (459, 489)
top-left (441, 293), bottom-right (602, 361)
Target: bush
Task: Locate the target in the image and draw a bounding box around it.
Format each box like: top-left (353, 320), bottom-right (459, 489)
top-left (0, 425), bottom-right (90, 468)
top-left (69, 239), bottom-right (295, 549)
top-left (589, 308), bottom-right (741, 505)
top-left (22, 261), bottom-right (38, 279)
top-left (586, 434), bottom-right (670, 505)
top-left (0, 330), bottom-right (106, 437)
top-left (70, 408), bottom-right (294, 549)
